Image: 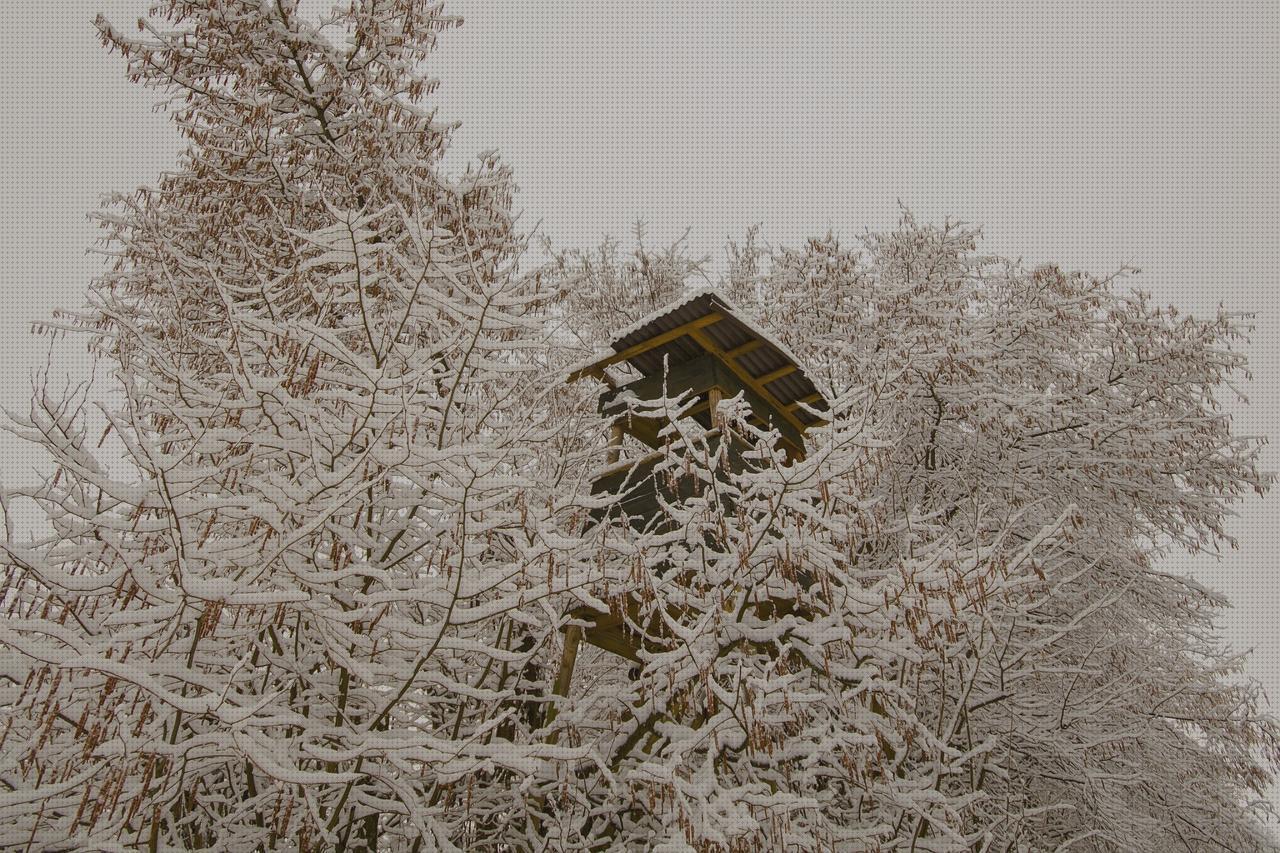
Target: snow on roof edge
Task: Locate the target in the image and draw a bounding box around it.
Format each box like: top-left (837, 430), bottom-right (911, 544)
top-left (604, 285), bottom-right (732, 346)
top-left (561, 287), bottom-right (730, 381)
top-left (566, 286), bottom-right (824, 400)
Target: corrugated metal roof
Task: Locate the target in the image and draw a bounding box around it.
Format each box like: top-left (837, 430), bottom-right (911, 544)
top-left (602, 290), bottom-right (829, 428)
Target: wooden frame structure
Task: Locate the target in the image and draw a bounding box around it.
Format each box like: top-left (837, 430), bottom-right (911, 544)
top-left (566, 292), bottom-right (827, 451)
top-left (550, 292), bottom-right (830, 716)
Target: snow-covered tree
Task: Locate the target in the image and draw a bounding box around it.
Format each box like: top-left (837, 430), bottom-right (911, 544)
top-left (2, 0), bottom-right (1276, 848)
top-left (0, 2), bottom-right (597, 850)
top-left (733, 216), bottom-right (1280, 849)
top-left (550, 223), bottom-right (710, 349)
top-left (545, 218), bottom-right (1279, 850)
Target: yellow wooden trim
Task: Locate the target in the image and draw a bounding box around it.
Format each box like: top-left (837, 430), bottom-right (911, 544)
top-left (787, 392), bottom-right (823, 410)
top-left (567, 312), bottom-right (725, 382)
top-left (687, 328), bottom-right (811, 439)
top-left (786, 391), bottom-right (829, 428)
top-left (724, 339), bottom-right (766, 360)
top-left (754, 364), bottom-right (798, 386)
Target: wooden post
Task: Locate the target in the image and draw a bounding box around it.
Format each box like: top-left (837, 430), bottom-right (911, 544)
top-left (607, 420), bottom-right (624, 464)
top-left (707, 386), bottom-right (723, 429)
top-left (545, 624), bottom-right (583, 738)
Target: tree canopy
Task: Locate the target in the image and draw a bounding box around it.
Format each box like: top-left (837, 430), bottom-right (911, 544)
top-left (0, 2), bottom-right (1275, 851)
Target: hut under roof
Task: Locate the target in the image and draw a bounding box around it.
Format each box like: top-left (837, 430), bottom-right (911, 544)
top-left (546, 292), bottom-right (832, 711)
top-left (568, 290), bottom-right (829, 458)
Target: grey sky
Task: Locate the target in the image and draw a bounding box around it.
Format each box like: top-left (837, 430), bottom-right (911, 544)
top-left (3, 0), bottom-right (1277, 812)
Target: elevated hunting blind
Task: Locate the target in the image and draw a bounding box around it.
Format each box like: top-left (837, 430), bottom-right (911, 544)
top-left (567, 290), bottom-right (826, 457)
top-left (550, 291), bottom-right (829, 710)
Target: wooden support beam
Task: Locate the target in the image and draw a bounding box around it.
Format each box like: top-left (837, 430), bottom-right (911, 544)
top-left (553, 625), bottom-right (582, 698)
top-left (582, 621), bottom-right (642, 662)
top-left (565, 604), bottom-right (644, 662)
top-left (545, 624), bottom-right (583, 736)
top-left (787, 392), bottom-right (823, 411)
top-left (754, 364), bottom-right (798, 387)
top-left (567, 312), bottom-right (725, 382)
top-left (592, 447), bottom-right (665, 486)
top-left (723, 339), bottom-right (766, 360)
top-left (687, 327), bottom-right (811, 441)
top-left (610, 412), bottom-right (663, 450)
top-left (785, 392), bottom-right (829, 429)
top-left (607, 421), bottom-right (624, 465)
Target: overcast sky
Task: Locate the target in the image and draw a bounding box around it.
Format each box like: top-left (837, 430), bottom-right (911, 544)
top-left (2, 0), bottom-right (1278, 812)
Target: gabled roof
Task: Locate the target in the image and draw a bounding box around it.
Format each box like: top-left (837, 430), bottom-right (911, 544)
top-left (568, 289), bottom-right (829, 432)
